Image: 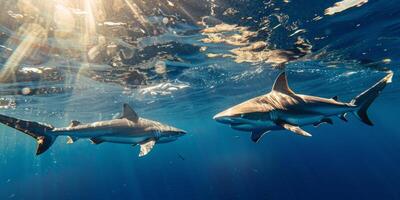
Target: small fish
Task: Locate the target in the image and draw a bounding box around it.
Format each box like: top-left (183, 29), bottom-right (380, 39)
top-left (177, 153), bottom-right (185, 161)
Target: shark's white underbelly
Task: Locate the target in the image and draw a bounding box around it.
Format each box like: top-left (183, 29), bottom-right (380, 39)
top-left (55, 127), bottom-right (153, 144)
top-left (283, 114), bottom-right (324, 126)
top-left (99, 136), bottom-right (150, 144)
top-left (231, 120), bottom-right (277, 131)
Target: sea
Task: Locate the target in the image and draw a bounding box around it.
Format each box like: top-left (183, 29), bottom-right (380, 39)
top-left (0, 0), bottom-right (399, 199)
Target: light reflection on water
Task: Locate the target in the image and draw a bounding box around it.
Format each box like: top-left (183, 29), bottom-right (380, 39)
top-left (0, 0), bottom-right (399, 199)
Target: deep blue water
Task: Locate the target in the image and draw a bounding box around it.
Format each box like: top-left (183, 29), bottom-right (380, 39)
top-left (0, 0), bottom-right (400, 199)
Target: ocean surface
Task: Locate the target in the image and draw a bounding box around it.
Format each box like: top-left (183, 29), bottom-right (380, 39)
top-left (0, 0), bottom-right (399, 199)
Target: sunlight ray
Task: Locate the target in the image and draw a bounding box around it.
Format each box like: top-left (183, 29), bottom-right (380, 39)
top-left (0, 23), bottom-right (47, 82)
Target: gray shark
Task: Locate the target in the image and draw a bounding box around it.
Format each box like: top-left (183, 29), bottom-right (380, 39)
top-left (0, 104), bottom-right (186, 156)
top-left (213, 71), bottom-right (393, 142)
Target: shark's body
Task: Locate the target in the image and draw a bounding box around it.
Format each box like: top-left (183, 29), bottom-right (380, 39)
top-left (0, 104), bottom-right (186, 156)
top-left (214, 71), bottom-right (393, 142)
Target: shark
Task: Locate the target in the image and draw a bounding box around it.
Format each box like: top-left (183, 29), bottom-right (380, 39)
top-left (0, 104), bottom-right (186, 157)
top-left (213, 71), bottom-right (393, 142)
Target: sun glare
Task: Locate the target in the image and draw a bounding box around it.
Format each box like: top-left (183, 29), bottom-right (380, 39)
top-left (0, 0), bottom-right (157, 81)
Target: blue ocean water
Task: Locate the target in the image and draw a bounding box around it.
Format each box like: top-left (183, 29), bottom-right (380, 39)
top-left (0, 0), bottom-right (399, 199)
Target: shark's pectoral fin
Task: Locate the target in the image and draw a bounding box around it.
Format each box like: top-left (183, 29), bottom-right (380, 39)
top-left (251, 130), bottom-right (270, 143)
top-left (279, 123), bottom-right (312, 137)
top-left (67, 136), bottom-right (79, 144)
top-left (139, 139), bottom-right (156, 157)
top-left (338, 113), bottom-right (348, 122)
top-left (90, 138), bottom-right (104, 145)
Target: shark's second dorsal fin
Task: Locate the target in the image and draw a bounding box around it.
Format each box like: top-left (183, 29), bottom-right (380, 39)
top-left (69, 120), bottom-right (81, 127)
top-left (121, 104), bottom-right (139, 122)
top-left (272, 72), bottom-right (295, 95)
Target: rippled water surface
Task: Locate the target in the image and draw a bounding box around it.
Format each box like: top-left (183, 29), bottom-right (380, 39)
top-left (0, 0), bottom-right (399, 199)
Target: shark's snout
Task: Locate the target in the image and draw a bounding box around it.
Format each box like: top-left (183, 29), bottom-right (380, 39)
top-left (169, 127), bottom-right (187, 136)
top-left (213, 109), bottom-right (239, 124)
top-left (214, 112), bottom-right (257, 131)
top-left (157, 127), bottom-right (186, 144)
top-left (213, 113), bottom-right (229, 123)
top-left (177, 129), bottom-right (187, 135)
top-left (213, 115), bottom-right (233, 124)
top-left (214, 115), bottom-right (247, 126)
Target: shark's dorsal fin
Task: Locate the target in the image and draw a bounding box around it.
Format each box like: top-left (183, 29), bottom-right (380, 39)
top-left (272, 72), bottom-right (295, 94)
top-left (332, 96), bottom-right (339, 101)
top-left (121, 104), bottom-right (139, 122)
top-left (139, 139), bottom-right (156, 157)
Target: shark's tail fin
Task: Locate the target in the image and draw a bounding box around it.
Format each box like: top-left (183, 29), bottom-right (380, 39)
top-left (0, 114), bottom-right (56, 155)
top-left (350, 72), bottom-right (393, 126)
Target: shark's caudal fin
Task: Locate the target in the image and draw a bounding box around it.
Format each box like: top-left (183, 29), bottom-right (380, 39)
top-left (0, 114), bottom-right (56, 155)
top-left (350, 72), bottom-right (393, 126)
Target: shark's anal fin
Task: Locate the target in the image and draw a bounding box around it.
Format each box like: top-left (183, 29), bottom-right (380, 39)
top-left (280, 123), bottom-right (312, 137)
top-left (272, 72), bottom-right (295, 95)
top-left (120, 104), bottom-right (139, 122)
top-left (313, 122), bottom-right (322, 127)
top-left (67, 136), bottom-right (79, 144)
top-left (69, 120), bottom-right (81, 127)
top-left (313, 118), bottom-right (333, 127)
top-left (139, 139), bottom-right (156, 157)
top-left (251, 130), bottom-right (270, 143)
top-left (90, 138), bottom-right (104, 145)
top-left (338, 113), bottom-right (348, 122)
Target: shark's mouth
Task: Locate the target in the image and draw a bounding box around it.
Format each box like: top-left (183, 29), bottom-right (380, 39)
top-left (230, 122), bottom-right (246, 127)
top-left (229, 121), bottom-right (256, 131)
